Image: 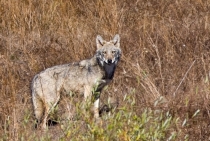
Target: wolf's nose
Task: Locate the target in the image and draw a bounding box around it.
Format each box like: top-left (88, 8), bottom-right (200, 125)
top-left (108, 59), bottom-right (112, 64)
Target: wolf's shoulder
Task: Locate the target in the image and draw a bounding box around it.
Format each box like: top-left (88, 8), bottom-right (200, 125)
top-left (79, 56), bottom-right (97, 68)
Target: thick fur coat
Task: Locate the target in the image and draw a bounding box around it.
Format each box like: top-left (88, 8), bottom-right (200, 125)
top-left (31, 34), bottom-right (121, 129)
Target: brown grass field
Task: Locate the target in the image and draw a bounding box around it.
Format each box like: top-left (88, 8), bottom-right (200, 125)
top-left (1, 0), bottom-right (210, 140)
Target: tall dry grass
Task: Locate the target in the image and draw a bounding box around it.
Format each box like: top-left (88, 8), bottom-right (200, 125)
top-left (1, 0), bottom-right (210, 140)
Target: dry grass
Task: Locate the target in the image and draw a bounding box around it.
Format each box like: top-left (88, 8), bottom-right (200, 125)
top-left (1, 0), bottom-right (210, 140)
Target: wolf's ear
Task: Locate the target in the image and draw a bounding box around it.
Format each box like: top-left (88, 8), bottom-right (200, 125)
top-left (112, 34), bottom-right (120, 48)
top-left (96, 35), bottom-right (105, 49)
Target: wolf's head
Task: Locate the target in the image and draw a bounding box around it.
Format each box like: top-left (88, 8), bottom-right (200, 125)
top-left (96, 34), bottom-right (121, 66)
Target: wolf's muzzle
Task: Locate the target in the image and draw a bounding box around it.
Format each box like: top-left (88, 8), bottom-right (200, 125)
top-left (108, 59), bottom-right (112, 64)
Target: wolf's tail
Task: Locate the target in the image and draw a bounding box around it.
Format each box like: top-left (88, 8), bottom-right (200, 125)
top-left (31, 75), bottom-right (44, 123)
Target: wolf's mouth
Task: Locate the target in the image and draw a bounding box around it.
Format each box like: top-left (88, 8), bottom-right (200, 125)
top-left (105, 59), bottom-right (115, 65)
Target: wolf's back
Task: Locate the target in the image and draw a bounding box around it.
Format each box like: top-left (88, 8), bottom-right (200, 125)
top-left (31, 62), bottom-right (103, 99)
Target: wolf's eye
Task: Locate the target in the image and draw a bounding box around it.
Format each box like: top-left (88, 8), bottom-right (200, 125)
top-left (103, 51), bottom-right (107, 54)
top-left (112, 51), bottom-right (116, 54)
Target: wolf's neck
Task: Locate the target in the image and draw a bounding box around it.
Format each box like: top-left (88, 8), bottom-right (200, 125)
top-left (103, 63), bottom-right (116, 80)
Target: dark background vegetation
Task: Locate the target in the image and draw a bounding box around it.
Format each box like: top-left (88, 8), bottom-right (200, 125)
top-left (1, 0), bottom-right (210, 140)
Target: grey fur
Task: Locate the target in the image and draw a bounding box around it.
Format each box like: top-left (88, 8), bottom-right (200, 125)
top-left (31, 34), bottom-right (121, 129)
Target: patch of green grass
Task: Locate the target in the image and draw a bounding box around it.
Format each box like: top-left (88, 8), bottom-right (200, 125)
top-left (56, 95), bottom-right (176, 141)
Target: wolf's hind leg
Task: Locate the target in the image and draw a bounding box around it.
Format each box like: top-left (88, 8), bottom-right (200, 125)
top-left (40, 102), bottom-right (57, 129)
top-left (40, 104), bottom-right (49, 129)
top-left (41, 93), bottom-right (61, 129)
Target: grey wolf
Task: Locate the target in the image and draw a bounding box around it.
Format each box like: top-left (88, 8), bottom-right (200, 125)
top-left (31, 34), bottom-right (121, 129)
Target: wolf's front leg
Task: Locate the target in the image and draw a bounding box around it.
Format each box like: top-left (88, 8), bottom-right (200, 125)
top-left (94, 99), bottom-right (100, 118)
